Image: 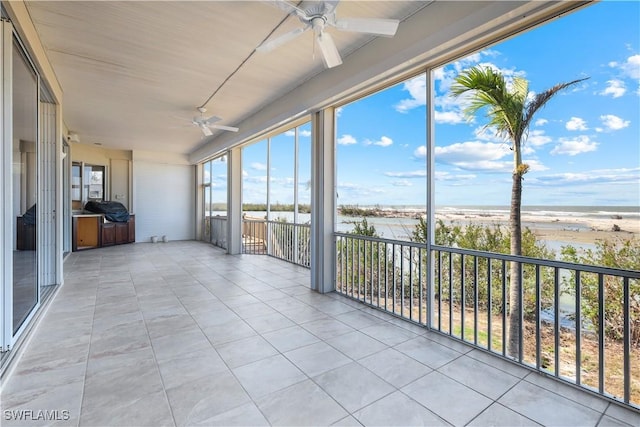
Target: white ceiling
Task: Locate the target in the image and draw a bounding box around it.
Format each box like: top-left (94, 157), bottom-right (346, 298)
top-left (20, 1), bottom-right (585, 158)
top-left (23, 0), bottom-right (429, 154)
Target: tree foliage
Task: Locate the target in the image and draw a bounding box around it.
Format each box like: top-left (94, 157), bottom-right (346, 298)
top-left (561, 239), bottom-right (640, 345)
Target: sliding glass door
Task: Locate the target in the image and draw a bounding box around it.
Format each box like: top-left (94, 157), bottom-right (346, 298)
top-left (1, 18), bottom-right (59, 358)
top-left (11, 32), bottom-right (39, 335)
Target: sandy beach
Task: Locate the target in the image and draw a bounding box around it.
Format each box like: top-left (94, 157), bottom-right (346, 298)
top-left (334, 206), bottom-right (639, 248)
top-left (435, 210), bottom-right (639, 246)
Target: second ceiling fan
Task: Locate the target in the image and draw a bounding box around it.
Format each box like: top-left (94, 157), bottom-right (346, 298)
top-left (256, 0), bottom-right (400, 69)
top-left (192, 107), bottom-right (239, 137)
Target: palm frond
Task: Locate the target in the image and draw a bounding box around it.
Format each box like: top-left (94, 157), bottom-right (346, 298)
top-left (452, 67), bottom-right (589, 152)
top-left (523, 77), bottom-right (589, 130)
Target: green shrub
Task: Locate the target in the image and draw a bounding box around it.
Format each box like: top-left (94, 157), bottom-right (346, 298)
top-left (561, 238), bottom-right (640, 344)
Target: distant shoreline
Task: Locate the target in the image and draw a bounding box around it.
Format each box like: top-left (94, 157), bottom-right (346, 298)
top-left (336, 205), bottom-right (639, 246)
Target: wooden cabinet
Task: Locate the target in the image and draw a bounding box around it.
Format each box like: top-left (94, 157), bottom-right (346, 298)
top-left (127, 215), bottom-right (135, 243)
top-left (73, 216), bottom-right (101, 251)
top-left (73, 214), bottom-right (135, 251)
top-left (115, 222), bottom-right (128, 244)
top-left (102, 222), bottom-right (115, 246)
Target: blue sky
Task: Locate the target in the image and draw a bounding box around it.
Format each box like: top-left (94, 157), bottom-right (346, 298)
top-left (239, 1), bottom-right (639, 208)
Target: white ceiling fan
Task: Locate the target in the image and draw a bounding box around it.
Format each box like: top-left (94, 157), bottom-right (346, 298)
top-left (256, 0), bottom-right (400, 68)
top-left (191, 107), bottom-right (239, 136)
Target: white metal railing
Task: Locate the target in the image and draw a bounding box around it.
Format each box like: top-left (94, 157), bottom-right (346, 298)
top-left (242, 219), bottom-right (311, 268)
top-left (334, 231), bottom-right (640, 410)
top-left (204, 216), bottom-right (227, 250)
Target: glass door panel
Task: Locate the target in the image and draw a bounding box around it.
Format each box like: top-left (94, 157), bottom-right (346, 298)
top-left (12, 38), bottom-right (39, 334)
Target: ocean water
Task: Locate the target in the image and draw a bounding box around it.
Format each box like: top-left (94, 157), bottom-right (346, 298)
top-left (339, 205), bottom-right (639, 250)
top-left (215, 205), bottom-right (638, 255)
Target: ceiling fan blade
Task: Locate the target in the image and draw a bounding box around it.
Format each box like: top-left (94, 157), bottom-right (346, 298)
top-left (316, 31), bottom-right (342, 68)
top-left (200, 125), bottom-right (213, 136)
top-left (204, 115), bottom-right (222, 124)
top-left (333, 18), bottom-right (399, 36)
top-left (256, 26), bottom-right (308, 52)
top-left (322, 0), bottom-right (341, 15)
top-left (265, 0), bottom-right (307, 18)
top-left (210, 124), bottom-right (239, 132)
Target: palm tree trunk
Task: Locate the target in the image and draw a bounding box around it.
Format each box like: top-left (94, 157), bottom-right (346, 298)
top-left (508, 172), bottom-right (523, 358)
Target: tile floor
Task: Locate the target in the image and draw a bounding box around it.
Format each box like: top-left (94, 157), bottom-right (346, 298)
top-left (1, 241), bottom-right (638, 426)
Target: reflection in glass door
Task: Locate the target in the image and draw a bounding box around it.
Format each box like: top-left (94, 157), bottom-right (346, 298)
top-left (12, 38), bottom-right (39, 334)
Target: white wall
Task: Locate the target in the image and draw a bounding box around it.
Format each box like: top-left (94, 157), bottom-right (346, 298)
top-left (133, 151), bottom-right (195, 242)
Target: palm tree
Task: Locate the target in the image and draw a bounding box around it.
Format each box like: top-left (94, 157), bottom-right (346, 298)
top-left (451, 66), bottom-right (587, 358)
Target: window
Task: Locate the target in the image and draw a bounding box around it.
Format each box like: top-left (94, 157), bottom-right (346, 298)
top-left (72, 162), bottom-right (106, 208)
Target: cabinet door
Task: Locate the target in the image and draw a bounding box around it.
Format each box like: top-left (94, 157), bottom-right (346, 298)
top-left (76, 216), bottom-right (100, 249)
top-left (128, 215), bottom-right (135, 243)
top-left (115, 222), bottom-right (128, 244)
top-left (102, 223), bottom-right (115, 246)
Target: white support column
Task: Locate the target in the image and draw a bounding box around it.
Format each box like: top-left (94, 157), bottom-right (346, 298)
top-left (426, 69), bottom-right (436, 328)
top-left (194, 162), bottom-right (203, 241)
top-left (310, 109), bottom-right (336, 294)
top-left (227, 147), bottom-right (243, 255)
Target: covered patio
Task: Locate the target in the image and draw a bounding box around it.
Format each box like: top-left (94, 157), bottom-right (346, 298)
top-left (2, 241), bottom-right (636, 426)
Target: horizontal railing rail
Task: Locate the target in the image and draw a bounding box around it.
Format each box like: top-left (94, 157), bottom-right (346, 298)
top-left (335, 231), bottom-right (640, 410)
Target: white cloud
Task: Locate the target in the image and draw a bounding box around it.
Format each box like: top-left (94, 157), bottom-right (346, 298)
top-left (394, 74), bottom-right (426, 113)
top-left (565, 117), bottom-right (588, 131)
top-left (364, 136), bottom-right (393, 147)
top-left (524, 159), bottom-right (549, 172)
top-left (525, 129), bottom-right (553, 147)
top-left (435, 141), bottom-right (514, 172)
top-left (335, 106), bottom-right (343, 117)
top-left (285, 129), bottom-right (311, 137)
top-left (600, 79), bottom-right (626, 98)
top-left (435, 171), bottom-right (477, 182)
top-left (535, 118), bottom-right (548, 126)
top-left (337, 134), bottom-right (357, 145)
top-left (473, 126), bottom-right (500, 141)
top-left (391, 179), bottom-right (413, 187)
top-left (414, 146), bottom-right (427, 159)
top-left (435, 110), bottom-right (466, 124)
top-left (242, 169), bottom-right (248, 177)
top-left (600, 114), bottom-right (630, 131)
top-left (436, 141), bottom-right (511, 163)
top-left (384, 170), bottom-right (426, 178)
top-left (337, 182), bottom-right (386, 199)
top-left (550, 136), bottom-right (598, 156)
top-left (251, 162), bottom-right (267, 171)
top-left (620, 54), bottom-right (640, 79)
top-left (531, 167), bottom-right (640, 186)
top-left (245, 175), bottom-right (268, 183)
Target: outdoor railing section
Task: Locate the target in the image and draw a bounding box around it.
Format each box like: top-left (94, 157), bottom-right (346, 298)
top-left (204, 216), bottom-right (227, 249)
top-left (209, 216), bottom-right (227, 250)
top-left (267, 221), bottom-right (311, 268)
top-left (335, 232), bottom-right (640, 409)
top-left (242, 218), bottom-right (267, 255)
top-left (242, 218), bottom-right (311, 268)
